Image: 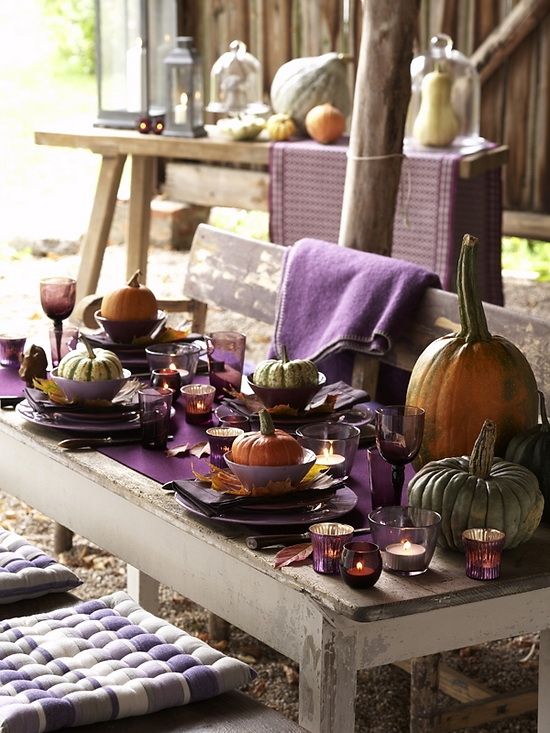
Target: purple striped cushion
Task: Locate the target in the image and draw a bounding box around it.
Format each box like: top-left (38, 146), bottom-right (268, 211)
top-left (0, 591), bottom-right (256, 732)
top-left (0, 528), bottom-right (81, 603)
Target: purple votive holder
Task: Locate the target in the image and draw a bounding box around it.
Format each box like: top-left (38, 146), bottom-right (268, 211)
top-left (181, 384), bottom-right (216, 425)
top-left (206, 427), bottom-right (245, 468)
top-left (309, 522), bottom-right (354, 574)
top-left (0, 335), bottom-right (27, 368)
top-left (151, 368), bottom-right (181, 404)
top-left (462, 528), bottom-right (506, 581)
top-left (340, 541), bottom-right (382, 589)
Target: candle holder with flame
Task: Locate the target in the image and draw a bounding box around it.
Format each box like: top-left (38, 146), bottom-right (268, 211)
top-left (462, 528), bottom-right (505, 581)
top-left (181, 384), bottom-right (216, 425)
top-left (340, 541), bottom-right (382, 589)
top-left (296, 422), bottom-right (360, 479)
top-left (145, 343), bottom-right (202, 386)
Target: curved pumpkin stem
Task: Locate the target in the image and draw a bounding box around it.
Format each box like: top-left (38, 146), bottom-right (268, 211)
top-left (80, 335), bottom-right (96, 360)
top-left (469, 419), bottom-right (496, 479)
top-left (457, 234), bottom-right (492, 343)
top-left (258, 409), bottom-right (275, 436)
top-left (127, 270), bottom-right (142, 288)
top-left (539, 390), bottom-right (550, 432)
top-left (280, 345), bottom-right (289, 363)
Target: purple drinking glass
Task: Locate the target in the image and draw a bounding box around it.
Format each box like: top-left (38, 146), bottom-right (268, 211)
top-left (206, 331), bottom-right (246, 399)
top-left (39, 277), bottom-right (76, 368)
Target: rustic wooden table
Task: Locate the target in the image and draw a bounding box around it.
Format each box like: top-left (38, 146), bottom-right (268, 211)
top-left (34, 127), bottom-right (508, 303)
top-left (1, 407), bottom-right (549, 733)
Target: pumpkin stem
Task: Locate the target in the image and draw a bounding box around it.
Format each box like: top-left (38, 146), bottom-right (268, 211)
top-left (127, 270), bottom-right (142, 288)
top-left (469, 419), bottom-right (496, 479)
top-left (80, 335), bottom-right (96, 360)
top-left (457, 234), bottom-right (492, 343)
top-left (258, 409), bottom-right (276, 436)
top-left (280, 345), bottom-right (289, 363)
top-left (539, 390), bottom-right (550, 432)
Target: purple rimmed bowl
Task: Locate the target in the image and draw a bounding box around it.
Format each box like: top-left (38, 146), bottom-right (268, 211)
top-left (94, 309), bottom-right (167, 344)
top-left (224, 448), bottom-right (316, 490)
top-left (51, 368), bottom-right (132, 403)
top-left (246, 372), bottom-right (326, 411)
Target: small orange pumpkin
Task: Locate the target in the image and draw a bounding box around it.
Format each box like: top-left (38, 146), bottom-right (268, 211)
top-left (231, 410), bottom-right (303, 466)
top-left (101, 270), bottom-right (158, 321)
top-left (305, 103), bottom-right (345, 144)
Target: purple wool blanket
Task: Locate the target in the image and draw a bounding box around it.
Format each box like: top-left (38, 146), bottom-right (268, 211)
top-left (269, 238), bottom-right (441, 384)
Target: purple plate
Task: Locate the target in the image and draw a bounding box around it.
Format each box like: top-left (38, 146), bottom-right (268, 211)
top-left (174, 486), bottom-right (357, 526)
top-left (16, 401), bottom-right (141, 434)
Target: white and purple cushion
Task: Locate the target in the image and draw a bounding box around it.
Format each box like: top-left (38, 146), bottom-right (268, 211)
top-left (0, 528), bottom-right (81, 604)
top-left (0, 591), bottom-right (256, 732)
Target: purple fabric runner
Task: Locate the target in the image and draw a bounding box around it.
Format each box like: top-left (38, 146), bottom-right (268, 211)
top-left (268, 238), bottom-right (441, 384)
top-left (0, 366), bottom-right (25, 398)
top-left (269, 138), bottom-right (503, 305)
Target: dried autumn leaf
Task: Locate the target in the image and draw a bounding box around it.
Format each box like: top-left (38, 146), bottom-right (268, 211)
top-left (190, 441), bottom-right (210, 458)
top-left (131, 325), bottom-right (190, 347)
top-left (274, 543), bottom-right (313, 569)
top-left (165, 442), bottom-right (189, 458)
top-left (307, 393), bottom-right (338, 413)
top-left (32, 378), bottom-right (72, 404)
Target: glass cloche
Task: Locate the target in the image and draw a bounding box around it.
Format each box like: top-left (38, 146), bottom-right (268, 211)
top-left (206, 40), bottom-right (269, 116)
top-left (404, 34), bottom-right (483, 151)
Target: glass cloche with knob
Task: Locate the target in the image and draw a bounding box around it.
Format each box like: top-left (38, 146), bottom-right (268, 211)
top-left (404, 34), bottom-right (483, 151)
top-left (206, 40), bottom-right (269, 116)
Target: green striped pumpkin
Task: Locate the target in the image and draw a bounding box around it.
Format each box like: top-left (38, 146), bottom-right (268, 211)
top-left (57, 337), bottom-right (123, 382)
top-left (253, 346), bottom-right (319, 388)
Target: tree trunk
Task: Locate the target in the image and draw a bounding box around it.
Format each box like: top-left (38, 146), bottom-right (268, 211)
top-left (339, 0), bottom-right (420, 254)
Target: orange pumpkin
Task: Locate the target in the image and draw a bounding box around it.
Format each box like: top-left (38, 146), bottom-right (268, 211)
top-left (406, 234), bottom-right (539, 467)
top-left (305, 103), bottom-right (345, 144)
top-left (101, 270), bottom-right (158, 321)
top-left (231, 410), bottom-right (303, 466)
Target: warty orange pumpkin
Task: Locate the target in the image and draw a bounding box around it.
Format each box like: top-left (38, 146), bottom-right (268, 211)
top-left (406, 233), bottom-right (538, 467)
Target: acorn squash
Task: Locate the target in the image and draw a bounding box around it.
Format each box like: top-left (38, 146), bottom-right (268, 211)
top-left (57, 336), bottom-right (123, 381)
top-left (253, 346), bottom-right (319, 388)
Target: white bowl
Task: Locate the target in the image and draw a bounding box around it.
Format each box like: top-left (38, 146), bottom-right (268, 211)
top-left (224, 448), bottom-right (317, 490)
top-left (51, 368), bottom-right (132, 403)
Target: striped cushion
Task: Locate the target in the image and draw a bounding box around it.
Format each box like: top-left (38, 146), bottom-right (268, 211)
top-left (0, 591), bottom-right (256, 732)
top-left (0, 529), bottom-right (81, 603)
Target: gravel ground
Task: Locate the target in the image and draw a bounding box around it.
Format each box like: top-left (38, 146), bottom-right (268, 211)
top-left (0, 240), bottom-right (548, 732)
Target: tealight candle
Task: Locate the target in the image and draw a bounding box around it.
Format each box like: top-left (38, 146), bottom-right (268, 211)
top-left (151, 368), bottom-right (181, 403)
top-left (181, 384), bottom-right (216, 425)
top-left (384, 540), bottom-right (426, 573)
top-left (340, 541), bottom-right (382, 589)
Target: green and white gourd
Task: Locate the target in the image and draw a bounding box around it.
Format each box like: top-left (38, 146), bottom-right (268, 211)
top-left (408, 419), bottom-right (544, 551)
top-left (253, 346), bottom-right (319, 388)
top-left (57, 336), bottom-right (124, 382)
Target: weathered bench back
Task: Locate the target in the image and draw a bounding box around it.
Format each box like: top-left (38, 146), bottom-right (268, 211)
top-left (184, 224), bottom-right (550, 400)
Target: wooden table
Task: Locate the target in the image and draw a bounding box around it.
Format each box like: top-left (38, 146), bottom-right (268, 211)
top-left (33, 127), bottom-right (508, 303)
top-left (1, 407), bottom-right (549, 733)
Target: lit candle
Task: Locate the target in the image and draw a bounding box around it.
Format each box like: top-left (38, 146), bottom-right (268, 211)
top-left (151, 368), bottom-right (181, 404)
top-left (174, 92), bottom-right (188, 124)
top-left (316, 444), bottom-right (346, 468)
top-left (384, 540), bottom-right (426, 573)
top-left (181, 385), bottom-right (216, 425)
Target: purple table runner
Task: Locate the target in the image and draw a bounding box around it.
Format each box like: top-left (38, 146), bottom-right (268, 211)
top-left (0, 367), bottom-right (25, 399)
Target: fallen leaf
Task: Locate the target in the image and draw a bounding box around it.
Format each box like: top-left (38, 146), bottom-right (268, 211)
top-left (165, 442), bottom-right (189, 457)
top-left (166, 441), bottom-right (211, 459)
top-left (190, 441), bottom-right (210, 458)
top-left (274, 543), bottom-right (313, 569)
top-left (32, 378), bottom-right (72, 404)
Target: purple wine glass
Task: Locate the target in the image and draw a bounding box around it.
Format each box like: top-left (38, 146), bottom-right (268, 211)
top-left (39, 277), bottom-right (76, 367)
top-left (375, 405), bottom-right (425, 506)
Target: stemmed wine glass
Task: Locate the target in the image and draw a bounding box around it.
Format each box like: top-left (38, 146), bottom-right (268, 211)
top-left (39, 277), bottom-right (76, 368)
top-left (375, 405), bottom-right (425, 506)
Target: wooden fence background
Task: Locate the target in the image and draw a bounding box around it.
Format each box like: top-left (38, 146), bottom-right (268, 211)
top-left (178, 0), bottom-right (550, 230)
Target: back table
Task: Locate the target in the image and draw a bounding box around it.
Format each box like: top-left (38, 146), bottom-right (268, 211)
top-left (1, 402), bottom-right (550, 733)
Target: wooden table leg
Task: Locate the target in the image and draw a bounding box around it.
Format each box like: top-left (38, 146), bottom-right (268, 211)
top-left (54, 523), bottom-right (74, 554)
top-left (298, 607), bottom-right (357, 733)
top-left (410, 653), bottom-right (440, 732)
top-left (538, 628), bottom-right (550, 731)
top-left (75, 152), bottom-right (126, 303)
top-left (126, 564), bottom-right (159, 614)
top-left (126, 155), bottom-right (155, 282)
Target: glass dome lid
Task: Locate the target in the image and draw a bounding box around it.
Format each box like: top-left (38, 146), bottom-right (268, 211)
top-left (206, 40), bottom-right (269, 116)
top-left (405, 33), bottom-right (483, 151)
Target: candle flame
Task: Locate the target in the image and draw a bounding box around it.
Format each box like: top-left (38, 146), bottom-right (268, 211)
top-left (180, 92), bottom-right (188, 105)
top-left (169, 362), bottom-right (177, 370)
top-left (321, 442), bottom-right (335, 459)
top-left (402, 540), bottom-right (412, 551)
top-left (356, 561), bottom-right (363, 571)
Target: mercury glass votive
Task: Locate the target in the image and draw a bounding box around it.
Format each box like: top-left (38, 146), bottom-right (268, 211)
top-left (340, 541), bottom-right (382, 589)
top-left (0, 335), bottom-right (27, 368)
top-left (296, 423), bottom-right (360, 479)
top-left (206, 427), bottom-right (245, 468)
top-left (309, 522), bottom-right (354, 574)
top-left (181, 384), bottom-right (216, 425)
top-left (462, 528), bottom-right (506, 581)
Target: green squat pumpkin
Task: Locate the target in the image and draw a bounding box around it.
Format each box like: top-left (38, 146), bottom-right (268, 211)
top-left (406, 234), bottom-right (538, 467)
top-left (253, 346), bottom-right (319, 389)
top-left (506, 390), bottom-right (550, 518)
top-left (57, 336), bottom-right (123, 382)
top-left (408, 419), bottom-right (544, 551)
top-left (270, 52), bottom-right (350, 130)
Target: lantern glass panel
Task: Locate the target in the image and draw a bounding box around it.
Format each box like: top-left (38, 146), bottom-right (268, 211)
top-left (164, 37), bottom-right (205, 137)
top-left (148, 0), bottom-right (177, 116)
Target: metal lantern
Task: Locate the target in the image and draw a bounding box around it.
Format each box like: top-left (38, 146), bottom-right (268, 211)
top-left (206, 40), bottom-right (269, 116)
top-left (94, 0), bottom-right (177, 129)
top-left (163, 37), bottom-right (206, 138)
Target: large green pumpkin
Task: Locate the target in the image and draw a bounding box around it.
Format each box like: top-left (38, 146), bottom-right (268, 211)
top-left (506, 390), bottom-right (550, 518)
top-left (253, 346), bottom-right (319, 388)
top-left (270, 53), bottom-right (351, 130)
top-left (408, 419), bottom-right (544, 551)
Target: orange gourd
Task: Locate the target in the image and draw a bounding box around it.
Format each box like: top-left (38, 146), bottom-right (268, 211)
top-left (231, 410), bottom-right (303, 466)
top-left (406, 234), bottom-right (539, 467)
top-left (101, 270), bottom-right (158, 321)
top-left (305, 103), bottom-right (345, 144)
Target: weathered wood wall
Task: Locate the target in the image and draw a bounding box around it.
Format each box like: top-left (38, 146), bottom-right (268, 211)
top-left (178, 0), bottom-right (550, 220)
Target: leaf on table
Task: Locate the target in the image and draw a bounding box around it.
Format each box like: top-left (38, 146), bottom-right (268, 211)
top-left (131, 326), bottom-right (190, 347)
top-left (166, 441), bottom-right (210, 458)
top-left (274, 543), bottom-right (313, 569)
top-left (32, 378), bottom-right (72, 405)
top-left (190, 441), bottom-right (210, 458)
top-left (307, 393), bottom-right (339, 413)
top-left (165, 442), bottom-right (189, 457)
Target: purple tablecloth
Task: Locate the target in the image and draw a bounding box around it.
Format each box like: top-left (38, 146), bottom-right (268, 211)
top-left (269, 138), bottom-right (503, 305)
top-left (0, 367), bottom-right (25, 398)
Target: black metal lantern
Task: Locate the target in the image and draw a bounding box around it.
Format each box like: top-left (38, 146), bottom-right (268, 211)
top-left (94, 0), bottom-right (177, 129)
top-left (163, 37), bottom-right (206, 138)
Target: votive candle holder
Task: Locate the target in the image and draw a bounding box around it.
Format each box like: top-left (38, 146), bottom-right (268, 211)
top-left (296, 423), bottom-right (360, 480)
top-left (206, 427), bottom-right (245, 468)
top-left (340, 541), bottom-right (382, 589)
top-left (462, 528), bottom-right (506, 581)
top-left (0, 335), bottom-right (27, 368)
top-left (181, 384), bottom-right (216, 425)
top-left (309, 522), bottom-right (354, 574)
top-left (151, 368), bottom-right (181, 404)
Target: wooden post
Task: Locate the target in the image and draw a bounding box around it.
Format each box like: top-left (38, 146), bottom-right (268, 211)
top-left (410, 653), bottom-right (440, 733)
top-left (339, 0), bottom-right (420, 255)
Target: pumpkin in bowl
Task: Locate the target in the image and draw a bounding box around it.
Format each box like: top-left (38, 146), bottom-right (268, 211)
top-left (57, 336), bottom-right (124, 381)
top-left (231, 410), bottom-right (303, 466)
top-left (101, 270), bottom-right (157, 321)
top-left (253, 347), bottom-right (318, 389)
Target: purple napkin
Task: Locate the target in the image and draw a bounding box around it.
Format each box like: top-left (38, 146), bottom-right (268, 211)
top-left (269, 238), bottom-right (441, 383)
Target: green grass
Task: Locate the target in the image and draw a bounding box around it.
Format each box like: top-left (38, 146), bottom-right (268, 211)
top-left (502, 238), bottom-right (550, 281)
